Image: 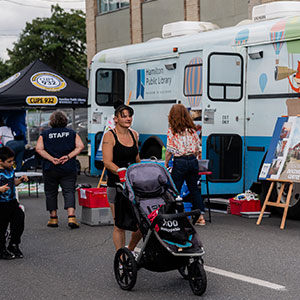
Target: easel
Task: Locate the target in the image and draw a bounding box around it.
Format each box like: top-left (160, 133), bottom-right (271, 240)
top-left (256, 179), bottom-right (294, 230)
top-left (97, 167), bottom-right (107, 188)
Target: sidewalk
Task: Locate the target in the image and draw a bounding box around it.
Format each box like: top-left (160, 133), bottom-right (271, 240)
top-left (4, 174), bottom-right (300, 300)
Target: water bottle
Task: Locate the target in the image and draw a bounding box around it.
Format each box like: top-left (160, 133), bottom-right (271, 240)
top-left (175, 195), bottom-right (184, 213)
top-left (161, 146), bottom-right (166, 160)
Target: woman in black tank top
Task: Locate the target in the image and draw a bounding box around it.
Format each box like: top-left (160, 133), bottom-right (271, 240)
top-left (102, 105), bottom-right (142, 252)
top-left (106, 128), bottom-right (138, 187)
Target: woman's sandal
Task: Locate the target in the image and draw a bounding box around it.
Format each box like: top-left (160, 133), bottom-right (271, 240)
top-left (195, 217), bottom-right (206, 226)
top-left (68, 216), bottom-right (80, 229)
top-left (47, 216), bottom-right (58, 227)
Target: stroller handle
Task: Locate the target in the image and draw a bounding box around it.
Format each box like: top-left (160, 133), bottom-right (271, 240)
top-left (151, 209), bottom-right (201, 228)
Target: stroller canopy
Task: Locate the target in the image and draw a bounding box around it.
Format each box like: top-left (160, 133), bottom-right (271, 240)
top-left (125, 163), bottom-right (178, 203)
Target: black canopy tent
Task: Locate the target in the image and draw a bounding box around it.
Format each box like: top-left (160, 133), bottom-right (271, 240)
top-left (0, 59), bottom-right (87, 108)
top-left (0, 60), bottom-right (88, 143)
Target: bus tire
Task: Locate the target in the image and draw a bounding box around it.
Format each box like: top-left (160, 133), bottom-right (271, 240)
top-left (259, 180), bottom-right (278, 214)
top-left (143, 145), bottom-right (162, 160)
top-left (275, 182), bottom-right (300, 220)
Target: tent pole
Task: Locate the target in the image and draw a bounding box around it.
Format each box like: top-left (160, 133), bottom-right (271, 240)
top-left (26, 111), bottom-right (30, 145)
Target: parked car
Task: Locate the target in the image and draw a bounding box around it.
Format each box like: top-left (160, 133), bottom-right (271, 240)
top-left (28, 121), bottom-right (48, 142)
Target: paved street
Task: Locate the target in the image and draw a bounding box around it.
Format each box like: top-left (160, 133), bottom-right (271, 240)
top-left (1, 174), bottom-right (300, 300)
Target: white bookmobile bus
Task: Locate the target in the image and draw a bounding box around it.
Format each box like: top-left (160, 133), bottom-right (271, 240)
top-left (88, 1), bottom-right (300, 218)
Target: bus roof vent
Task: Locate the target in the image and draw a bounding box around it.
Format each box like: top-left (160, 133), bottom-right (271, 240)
top-left (162, 21), bottom-right (219, 39)
top-left (252, 1), bottom-right (300, 22)
top-left (146, 37), bottom-right (163, 43)
top-left (235, 19), bottom-right (254, 27)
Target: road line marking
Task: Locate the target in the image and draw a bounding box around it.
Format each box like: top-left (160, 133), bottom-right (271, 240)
top-left (135, 248), bottom-right (286, 291)
top-left (205, 266), bottom-right (286, 291)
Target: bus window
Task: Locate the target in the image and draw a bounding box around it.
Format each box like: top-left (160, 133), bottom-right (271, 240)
top-left (208, 53), bottom-right (243, 102)
top-left (206, 134), bottom-right (242, 182)
top-left (96, 69), bottom-right (125, 106)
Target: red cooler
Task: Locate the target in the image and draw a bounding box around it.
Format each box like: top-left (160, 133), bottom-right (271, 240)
top-left (78, 188), bottom-right (109, 208)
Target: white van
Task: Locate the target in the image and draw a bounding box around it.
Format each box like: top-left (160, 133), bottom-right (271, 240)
top-left (88, 1), bottom-right (300, 218)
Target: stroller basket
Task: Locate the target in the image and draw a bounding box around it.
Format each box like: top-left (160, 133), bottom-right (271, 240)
top-left (151, 209), bottom-right (201, 223)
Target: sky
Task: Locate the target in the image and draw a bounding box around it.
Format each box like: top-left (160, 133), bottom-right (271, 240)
top-left (0, 0), bottom-right (86, 61)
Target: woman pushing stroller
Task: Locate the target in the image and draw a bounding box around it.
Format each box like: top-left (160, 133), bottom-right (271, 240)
top-left (107, 104), bottom-right (207, 296)
top-left (113, 162), bottom-right (207, 295)
top-left (102, 104), bottom-right (142, 251)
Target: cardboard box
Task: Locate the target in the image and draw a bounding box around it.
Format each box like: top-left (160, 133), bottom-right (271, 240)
top-left (198, 159), bottom-right (209, 172)
top-left (78, 188), bottom-right (109, 208)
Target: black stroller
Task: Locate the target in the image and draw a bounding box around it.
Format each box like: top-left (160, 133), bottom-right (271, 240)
top-left (114, 163), bottom-right (207, 296)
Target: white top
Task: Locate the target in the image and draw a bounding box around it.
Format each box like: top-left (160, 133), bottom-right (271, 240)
top-left (15, 172), bottom-right (43, 177)
top-left (0, 126), bottom-right (14, 145)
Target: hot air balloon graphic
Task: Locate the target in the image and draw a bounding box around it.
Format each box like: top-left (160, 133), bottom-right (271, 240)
top-left (184, 57), bottom-right (203, 108)
top-left (235, 29), bottom-right (249, 46)
top-left (259, 73), bottom-right (267, 92)
top-left (285, 16), bottom-right (300, 54)
top-left (270, 20), bottom-right (286, 65)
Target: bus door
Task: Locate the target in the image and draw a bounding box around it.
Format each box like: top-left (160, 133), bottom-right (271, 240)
top-left (89, 63), bottom-right (127, 175)
top-left (201, 47), bottom-right (246, 195)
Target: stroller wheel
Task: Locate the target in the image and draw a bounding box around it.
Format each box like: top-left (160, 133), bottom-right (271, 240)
top-left (178, 266), bottom-right (189, 280)
top-left (114, 247), bottom-right (138, 291)
top-left (188, 261), bottom-right (207, 296)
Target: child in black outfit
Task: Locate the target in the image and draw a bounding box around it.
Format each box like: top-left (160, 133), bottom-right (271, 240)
top-left (0, 146), bottom-right (28, 259)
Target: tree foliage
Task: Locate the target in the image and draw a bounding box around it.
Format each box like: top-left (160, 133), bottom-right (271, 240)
top-left (0, 59), bottom-right (11, 82)
top-left (2, 5), bottom-right (86, 86)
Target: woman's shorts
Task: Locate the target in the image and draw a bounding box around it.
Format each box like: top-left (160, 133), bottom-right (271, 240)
top-left (107, 187), bottom-right (117, 204)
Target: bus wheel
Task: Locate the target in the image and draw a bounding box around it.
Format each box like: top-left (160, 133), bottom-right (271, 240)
top-left (276, 182), bottom-right (300, 220)
top-left (260, 180), bottom-right (277, 206)
top-left (143, 145), bottom-right (162, 160)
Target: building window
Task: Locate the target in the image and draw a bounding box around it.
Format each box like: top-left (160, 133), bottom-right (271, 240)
top-left (98, 0), bottom-right (129, 14)
top-left (206, 134), bottom-right (242, 182)
top-left (96, 69), bottom-right (125, 106)
top-left (208, 52), bottom-right (243, 102)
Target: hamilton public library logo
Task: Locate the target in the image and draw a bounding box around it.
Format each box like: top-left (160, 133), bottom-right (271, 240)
top-left (30, 71), bottom-right (67, 92)
top-left (136, 69), bottom-right (145, 99)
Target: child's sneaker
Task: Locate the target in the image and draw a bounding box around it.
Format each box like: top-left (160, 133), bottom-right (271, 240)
top-left (0, 247), bottom-right (15, 260)
top-left (7, 244), bottom-right (23, 259)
